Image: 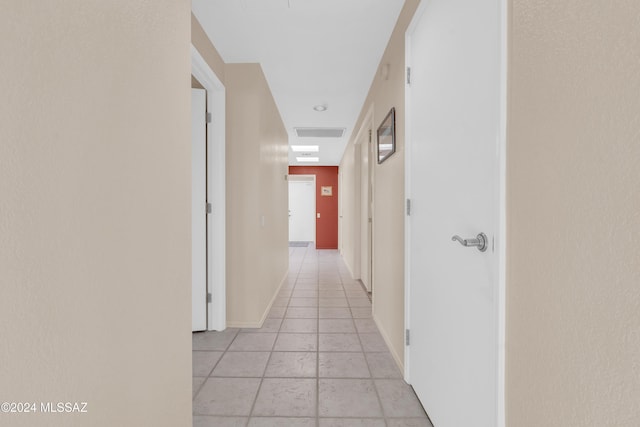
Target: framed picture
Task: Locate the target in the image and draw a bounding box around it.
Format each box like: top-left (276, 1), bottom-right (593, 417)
top-left (377, 107), bottom-right (396, 164)
top-left (321, 186), bottom-right (333, 196)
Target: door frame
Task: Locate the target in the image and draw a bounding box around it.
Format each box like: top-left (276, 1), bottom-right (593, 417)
top-left (288, 174), bottom-right (316, 244)
top-left (352, 105), bottom-right (375, 292)
top-left (402, 1), bottom-right (507, 426)
top-left (338, 169), bottom-right (343, 253)
top-left (191, 87), bottom-right (207, 331)
top-left (191, 45), bottom-right (226, 332)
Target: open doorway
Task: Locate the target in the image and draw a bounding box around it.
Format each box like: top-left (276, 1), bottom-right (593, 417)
top-left (191, 46), bottom-right (226, 332)
top-left (191, 86), bottom-right (207, 331)
top-left (353, 107), bottom-right (375, 294)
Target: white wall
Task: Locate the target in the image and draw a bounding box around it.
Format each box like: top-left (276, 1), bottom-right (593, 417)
top-left (0, 2), bottom-right (192, 426)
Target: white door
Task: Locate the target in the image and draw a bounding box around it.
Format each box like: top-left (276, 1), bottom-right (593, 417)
top-left (406, 0), bottom-right (504, 426)
top-left (359, 133), bottom-right (372, 291)
top-left (288, 179), bottom-right (316, 242)
top-left (192, 88), bottom-right (207, 332)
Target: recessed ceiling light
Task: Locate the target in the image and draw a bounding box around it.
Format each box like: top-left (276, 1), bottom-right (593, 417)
top-left (313, 104), bottom-right (327, 112)
top-left (296, 157), bottom-right (319, 162)
top-left (291, 145), bottom-right (319, 152)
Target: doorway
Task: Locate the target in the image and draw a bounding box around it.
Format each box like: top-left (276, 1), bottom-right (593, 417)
top-left (404, 0), bottom-right (506, 426)
top-left (354, 108), bottom-right (374, 293)
top-left (191, 87), bottom-right (207, 332)
top-left (288, 175), bottom-right (316, 244)
top-left (191, 46), bottom-right (226, 332)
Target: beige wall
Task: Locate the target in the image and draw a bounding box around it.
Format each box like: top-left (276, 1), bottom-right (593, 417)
top-left (225, 63), bottom-right (290, 327)
top-left (507, 1), bottom-right (640, 425)
top-left (191, 75), bottom-right (204, 89)
top-left (0, 2), bottom-right (191, 426)
top-left (191, 13), bottom-right (225, 83)
top-left (341, 0), bottom-right (421, 369)
top-left (192, 15), bottom-right (289, 327)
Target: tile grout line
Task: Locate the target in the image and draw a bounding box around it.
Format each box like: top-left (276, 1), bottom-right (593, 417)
top-left (194, 248), bottom-right (416, 425)
top-left (192, 327), bottom-right (239, 412)
top-left (245, 244), bottom-right (308, 424)
top-left (243, 328), bottom-right (275, 424)
top-left (359, 326), bottom-right (389, 427)
top-left (312, 244), bottom-right (320, 427)
top-left (346, 256), bottom-right (390, 427)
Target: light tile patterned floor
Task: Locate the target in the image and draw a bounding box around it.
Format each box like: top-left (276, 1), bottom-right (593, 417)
top-left (193, 245), bottom-right (432, 427)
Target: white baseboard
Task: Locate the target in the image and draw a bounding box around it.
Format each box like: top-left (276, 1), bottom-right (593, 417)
top-left (343, 258), bottom-right (356, 280)
top-left (227, 270), bottom-right (288, 329)
top-left (373, 314), bottom-right (404, 373)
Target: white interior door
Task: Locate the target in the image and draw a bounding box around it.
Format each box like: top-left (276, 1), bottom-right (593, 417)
top-left (192, 88), bottom-right (207, 332)
top-left (406, 0), bottom-right (504, 426)
top-left (288, 178), bottom-right (316, 242)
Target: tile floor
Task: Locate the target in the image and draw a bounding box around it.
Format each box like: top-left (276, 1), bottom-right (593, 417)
top-left (193, 245), bottom-right (432, 427)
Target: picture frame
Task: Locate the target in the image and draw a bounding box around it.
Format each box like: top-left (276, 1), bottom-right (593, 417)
top-left (377, 107), bottom-right (396, 164)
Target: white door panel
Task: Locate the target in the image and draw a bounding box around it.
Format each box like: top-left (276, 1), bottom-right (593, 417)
top-left (289, 180), bottom-right (316, 242)
top-left (406, 0), bottom-right (503, 426)
top-left (192, 88), bottom-right (207, 332)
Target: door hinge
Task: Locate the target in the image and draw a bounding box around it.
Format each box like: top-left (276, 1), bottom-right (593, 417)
top-left (406, 199), bottom-right (411, 216)
top-left (368, 129), bottom-right (372, 143)
top-left (406, 329), bottom-right (410, 346)
top-left (207, 293), bottom-right (212, 303)
top-left (206, 112), bottom-right (212, 123)
top-left (406, 66), bottom-right (411, 85)
top-left (206, 203), bottom-right (212, 214)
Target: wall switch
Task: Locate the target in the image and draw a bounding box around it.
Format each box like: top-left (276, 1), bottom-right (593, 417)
top-left (316, 213), bottom-right (320, 218)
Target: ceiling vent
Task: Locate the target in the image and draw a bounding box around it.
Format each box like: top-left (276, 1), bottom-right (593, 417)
top-left (294, 128), bottom-right (345, 138)
top-left (241, 0), bottom-right (289, 11)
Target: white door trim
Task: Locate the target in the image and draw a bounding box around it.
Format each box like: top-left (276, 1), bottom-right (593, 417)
top-left (191, 88), bottom-right (208, 331)
top-left (353, 105), bottom-right (375, 291)
top-left (338, 169), bottom-right (343, 254)
top-left (402, 1), bottom-right (507, 425)
top-left (191, 45), bottom-right (226, 332)
top-left (497, 0), bottom-right (508, 424)
top-left (403, 12), bottom-right (414, 386)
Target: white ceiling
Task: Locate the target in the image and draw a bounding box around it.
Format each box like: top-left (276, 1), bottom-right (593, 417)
top-left (192, 0), bottom-right (405, 166)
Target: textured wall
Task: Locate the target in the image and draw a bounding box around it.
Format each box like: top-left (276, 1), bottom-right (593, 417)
top-left (0, 1), bottom-right (192, 426)
top-left (289, 166), bottom-right (340, 249)
top-left (191, 13), bottom-right (225, 83)
top-left (507, 1), bottom-right (640, 425)
top-left (226, 63), bottom-right (289, 327)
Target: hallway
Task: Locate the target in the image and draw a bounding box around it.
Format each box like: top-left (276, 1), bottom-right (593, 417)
top-left (192, 245), bottom-right (431, 427)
